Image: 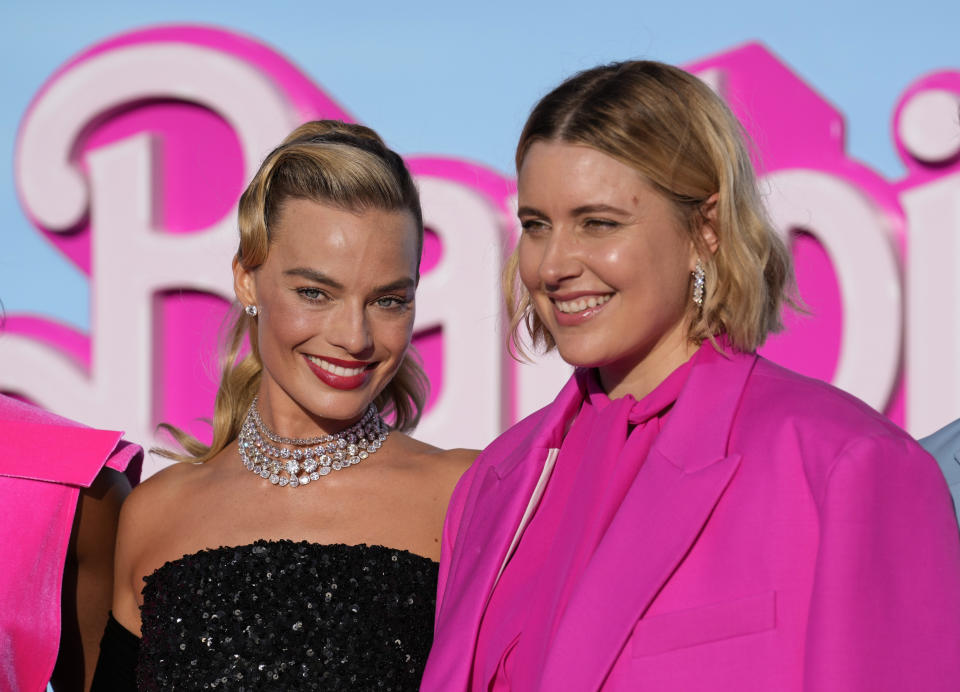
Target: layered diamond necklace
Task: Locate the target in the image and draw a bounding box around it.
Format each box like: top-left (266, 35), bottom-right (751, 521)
top-left (238, 396), bottom-right (389, 488)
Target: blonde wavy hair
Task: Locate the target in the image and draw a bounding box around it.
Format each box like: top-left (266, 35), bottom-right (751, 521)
top-left (505, 60), bottom-right (794, 357)
top-left (157, 120), bottom-right (428, 463)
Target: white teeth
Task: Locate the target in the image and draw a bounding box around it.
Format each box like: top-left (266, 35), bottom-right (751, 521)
top-left (554, 294), bottom-right (612, 314)
top-left (306, 355), bottom-right (366, 377)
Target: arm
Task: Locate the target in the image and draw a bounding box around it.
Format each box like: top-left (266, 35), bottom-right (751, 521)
top-left (49, 467), bottom-right (130, 692)
top-left (88, 476), bottom-right (156, 691)
top-left (109, 482), bottom-right (149, 638)
top-left (803, 435), bottom-right (960, 691)
top-left (89, 614), bottom-right (140, 691)
top-left (435, 459), bottom-right (480, 617)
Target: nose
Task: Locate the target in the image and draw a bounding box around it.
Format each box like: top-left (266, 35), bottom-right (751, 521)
top-left (329, 302), bottom-right (374, 357)
top-left (537, 226), bottom-right (582, 289)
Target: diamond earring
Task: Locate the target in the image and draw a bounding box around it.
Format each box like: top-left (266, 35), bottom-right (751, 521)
top-left (245, 304), bottom-right (259, 317)
top-left (692, 260), bottom-right (705, 308)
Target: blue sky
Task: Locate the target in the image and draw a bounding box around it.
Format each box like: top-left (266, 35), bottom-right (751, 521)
top-left (3, 0), bottom-right (957, 327)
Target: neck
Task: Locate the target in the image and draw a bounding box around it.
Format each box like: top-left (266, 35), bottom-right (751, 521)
top-left (255, 385), bottom-right (364, 440)
top-left (598, 329), bottom-right (698, 401)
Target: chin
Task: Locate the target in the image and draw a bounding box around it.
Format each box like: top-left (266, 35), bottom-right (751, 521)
top-left (553, 344), bottom-right (609, 369)
top-left (300, 390), bottom-right (375, 421)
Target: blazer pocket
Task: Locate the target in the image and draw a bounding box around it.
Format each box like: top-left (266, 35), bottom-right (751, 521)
top-left (631, 591), bottom-right (776, 658)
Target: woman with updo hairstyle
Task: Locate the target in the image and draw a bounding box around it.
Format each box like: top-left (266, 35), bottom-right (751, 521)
top-left (92, 121), bottom-right (474, 690)
top-left (422, 62), bottom-right (960, 691)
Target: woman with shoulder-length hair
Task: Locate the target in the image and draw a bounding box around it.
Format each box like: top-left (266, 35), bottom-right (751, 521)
top-left (422, 61), bottom-right (960, 691)
top-left (92, 120), bottom-right (474, 690)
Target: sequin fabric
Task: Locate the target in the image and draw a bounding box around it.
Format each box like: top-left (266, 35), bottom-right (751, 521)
top-left (137, 540), bottom-right (438, 690)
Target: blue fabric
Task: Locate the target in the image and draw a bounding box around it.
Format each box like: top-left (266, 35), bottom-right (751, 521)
top-left (920, 418), bottom-right (960, 526)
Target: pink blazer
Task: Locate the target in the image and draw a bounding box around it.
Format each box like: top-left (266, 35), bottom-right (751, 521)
top-left (422, 349), bottom-right (960, 691)
top-left (0, 395), bottom-right (141, 692)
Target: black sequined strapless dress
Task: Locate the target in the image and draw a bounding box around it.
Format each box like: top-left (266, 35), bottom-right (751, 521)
top-left (136, 540), bottom-right (438, 690)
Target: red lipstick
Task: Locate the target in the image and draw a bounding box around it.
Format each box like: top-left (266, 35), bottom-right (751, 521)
top-left (304, 355), bottom-right (374, 391)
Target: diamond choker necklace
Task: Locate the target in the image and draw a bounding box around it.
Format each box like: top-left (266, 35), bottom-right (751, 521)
top-left (238, 396), bottom-right (389, 488)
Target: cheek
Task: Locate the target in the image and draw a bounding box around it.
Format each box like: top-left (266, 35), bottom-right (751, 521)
top-left (259, 299), bottom-right (316, 348)
top-left (595, 237), bottom-right (685, 290)
top-left (393, 312), bottom-right (417, 343)
top-left (595, 245), bottom-right (629, 274)
top-left (372, 314), bottom-right (415, 359)
top-left (577, 244), bottom-right (637, 292)
top-left (517, 240), bottom-right (541, 293)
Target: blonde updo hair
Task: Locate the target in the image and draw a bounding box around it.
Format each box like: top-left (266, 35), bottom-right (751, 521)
top-left (505, 60), bottom-right (794, 356)
top-left (158, 120), bottom-right (427, 463)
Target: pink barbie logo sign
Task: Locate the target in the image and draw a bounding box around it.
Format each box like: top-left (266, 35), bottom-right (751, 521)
top-left (4, 26), bottom-right (959, 476)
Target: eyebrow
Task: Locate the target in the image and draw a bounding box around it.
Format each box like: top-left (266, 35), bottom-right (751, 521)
top-left (285, 268), bottom-right (344, 289)
top-left (373, 277), bottom-right (417, 293)
top-left (517, 205), bottom-right (547, 218)
top-left (516, 203), bottom-right (632, 218)
top-left (571, 203), bottom-right (632, 216)
top-left (284, 268), bottom-right (415, 293)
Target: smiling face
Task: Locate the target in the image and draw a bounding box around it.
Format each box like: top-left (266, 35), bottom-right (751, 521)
top-left (517, 140), bottom-right (704, 399)
top-left (234, 197), bottom-right (419, 436)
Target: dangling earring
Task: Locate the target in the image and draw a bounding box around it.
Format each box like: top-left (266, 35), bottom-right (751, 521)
top-left (692, 260), bottom-right (705, 308)
top-left (245, 304), bottom-right (259, 317)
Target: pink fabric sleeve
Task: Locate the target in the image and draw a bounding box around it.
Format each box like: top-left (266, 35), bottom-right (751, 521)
top-left (803, 435), bottom-right (960, 690)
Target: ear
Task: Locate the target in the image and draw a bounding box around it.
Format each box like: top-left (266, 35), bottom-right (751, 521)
top-left (233, 255), bottom-right (258, 308)
top-left (698, 193), bottom-right (720, 256)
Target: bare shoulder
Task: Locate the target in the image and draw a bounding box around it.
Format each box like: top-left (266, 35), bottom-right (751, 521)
top-left (422, 443), bottom-right (479, 471)
top-left (378, 435), bottom-right (479, 559)
top-left (391, 432), bottom-right (478, 479)
top-left (118, 458), bottom-right (205, 532)
top-left (114, 458), bottom-right (216, 572)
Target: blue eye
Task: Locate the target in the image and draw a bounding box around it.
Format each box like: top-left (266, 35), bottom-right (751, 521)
top-left (297, 287), bottom-right (328, 302)
top-left (375, 296), bottom-right (408, 309)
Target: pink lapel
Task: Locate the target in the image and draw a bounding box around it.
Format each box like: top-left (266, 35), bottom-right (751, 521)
top-left (430, 373), bottom-right (586, 689)
top-left (540, 348), bottom-right (758, 691)
top-left (0, 395), bottom-right (141, 486)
